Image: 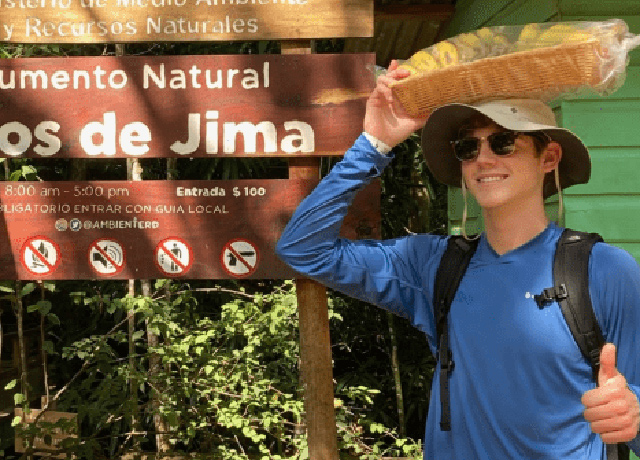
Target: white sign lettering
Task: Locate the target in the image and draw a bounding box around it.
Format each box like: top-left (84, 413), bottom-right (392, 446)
top-left (0, 54), bottom-right (373, 158)
top-left (0, 0), bottom-right (373, 43)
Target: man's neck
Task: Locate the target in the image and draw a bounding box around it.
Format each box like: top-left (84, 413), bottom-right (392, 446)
top-left (482, 199), bottom-right (551, 255)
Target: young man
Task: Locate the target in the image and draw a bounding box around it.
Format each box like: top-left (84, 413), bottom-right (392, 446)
top-left (276, 62), bottom-right (640, 459)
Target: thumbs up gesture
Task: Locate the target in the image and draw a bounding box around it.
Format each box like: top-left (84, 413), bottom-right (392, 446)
top-left (582, 343), bottom-right (640, 443)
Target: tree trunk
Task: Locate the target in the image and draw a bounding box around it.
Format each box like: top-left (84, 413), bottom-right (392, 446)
top-left (40, 282), bottom-right (49, 404)
top-left (16, 281), bottom-right (28, 403)
top-left (150, 157), bottom-right (179, 452)
top-left (144, 280), bottom-right (170, 453)
top-left (0, 161), bottom-right (7, 374)
top-left (123, 40), bottom-right (142, 449)
top-left (128, 279), bottom-right (140, 449)
top-left (387, 312), bottom-right (405, 437)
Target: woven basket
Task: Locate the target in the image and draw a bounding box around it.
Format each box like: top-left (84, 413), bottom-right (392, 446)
top-left (390, 41), bottom-right (602, 117)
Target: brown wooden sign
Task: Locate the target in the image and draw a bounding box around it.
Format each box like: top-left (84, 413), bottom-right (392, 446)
top-left (0, 0), bottom-right (372, 43)
top-left (0, 179), bottom-right (379, 279)
top-left (0, 53), bottom-right (374, 158)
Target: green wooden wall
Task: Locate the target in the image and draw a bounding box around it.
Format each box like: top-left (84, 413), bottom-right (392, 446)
top-left (443, 0), bottom-right (640, 267)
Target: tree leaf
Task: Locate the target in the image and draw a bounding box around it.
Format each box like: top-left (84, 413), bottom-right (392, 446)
top-left (47, 313), bottom-right (60, 325)
top-left (21, 282), bottom-right (36, 296)
top-left (37, 300), bottom-right (52, 314)
top-left (42, 340), bottom-right (55, 354)
top-left (22, 165), bottom-right (36, 174)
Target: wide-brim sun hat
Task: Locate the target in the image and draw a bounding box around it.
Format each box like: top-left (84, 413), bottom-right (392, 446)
top-left (420, 99), bottom-right (591, 199)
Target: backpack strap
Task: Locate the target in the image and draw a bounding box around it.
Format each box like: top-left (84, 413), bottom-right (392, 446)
top-left (613, 443), bottom-right (630, 460)
top-left (434, 235), bottom-right (479, 431)
top-left (531, 229), bottom-right (630, 460)
top-left (549, 229), bottom-right (605, 381)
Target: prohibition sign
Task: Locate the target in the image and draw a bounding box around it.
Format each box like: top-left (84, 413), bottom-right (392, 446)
top-left (89, 238), bottom-right (125, 276)
top-left (221, 239), bottom-right (259, 277)
top-left (20, 236), bottom-right (60, 276)
top-left (155, 238), bottom-right (192, 276)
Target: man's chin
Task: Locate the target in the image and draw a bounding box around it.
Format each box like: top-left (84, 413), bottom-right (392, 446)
top-left (469, 189), bottom-right (510, 209)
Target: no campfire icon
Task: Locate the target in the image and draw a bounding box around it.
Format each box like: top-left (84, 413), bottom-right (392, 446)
top-left (20, 236), bottom-right (60, 276)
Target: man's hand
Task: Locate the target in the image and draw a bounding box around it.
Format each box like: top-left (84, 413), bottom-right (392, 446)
top-left (582, 343), bottom-right (640, 443)
top-left (363, 60), bottom-right (429, 149)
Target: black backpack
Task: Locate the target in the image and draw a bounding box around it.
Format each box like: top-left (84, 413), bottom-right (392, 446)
top-left (433, 228), bottom-right (630, 460)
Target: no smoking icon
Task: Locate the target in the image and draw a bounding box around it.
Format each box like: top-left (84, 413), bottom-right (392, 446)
top-left (20, 236), bottom-right (60, 276)
top-left (221, 239), bottom-right (259, 277)
top-left (155, 238), bottom-right (192, 276)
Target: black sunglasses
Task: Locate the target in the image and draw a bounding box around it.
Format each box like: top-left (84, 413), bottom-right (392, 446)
top-left (450, 131), bottom-right (546, 162)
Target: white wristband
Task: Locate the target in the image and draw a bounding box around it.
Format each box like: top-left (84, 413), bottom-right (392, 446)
top-left (363, 132), bottom-right (392, 155)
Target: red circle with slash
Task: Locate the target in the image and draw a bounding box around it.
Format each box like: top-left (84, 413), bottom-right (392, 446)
top-left (155, 238), bottom-right (192, 277)
top-left (221, 239), bottom-right (259, 277)
top-left (20, 236), bottom-right (61, 276)
top-left (88, 238), bottom-right (125, 276)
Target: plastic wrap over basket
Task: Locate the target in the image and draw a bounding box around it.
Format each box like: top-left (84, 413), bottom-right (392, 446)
top-left (389, 19), bottom-right (640, 117)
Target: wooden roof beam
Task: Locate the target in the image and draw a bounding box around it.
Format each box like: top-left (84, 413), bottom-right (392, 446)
top-left (374, 4), bottom-right (455, 22)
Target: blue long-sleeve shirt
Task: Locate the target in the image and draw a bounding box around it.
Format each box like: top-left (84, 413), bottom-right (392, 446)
top-left (276, 134), bottom-right (640, 459)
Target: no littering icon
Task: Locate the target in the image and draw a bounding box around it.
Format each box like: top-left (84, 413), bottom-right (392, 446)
top-left (155, 238), bottom-right (192, 276)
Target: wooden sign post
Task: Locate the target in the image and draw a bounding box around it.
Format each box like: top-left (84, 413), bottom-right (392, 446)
top-left (284, 41), bottom-right (338, 460)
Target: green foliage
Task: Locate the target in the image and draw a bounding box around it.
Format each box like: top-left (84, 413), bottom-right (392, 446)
top-left (0, 158), bottom-right (39, 181)
top-left (380, 133), bottom-right (448, 238)
top-left (329, 292), bottom-right (434, 444)
top-left (0, 43), bottom-right (107, 58)
top-left (333, 385), bottom-right (422, 460)
top-left (8, 281), bottom-right (420, 459)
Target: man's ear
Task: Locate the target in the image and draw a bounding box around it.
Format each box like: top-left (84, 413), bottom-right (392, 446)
top-left (542, 142), bottom-right (562, 173)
